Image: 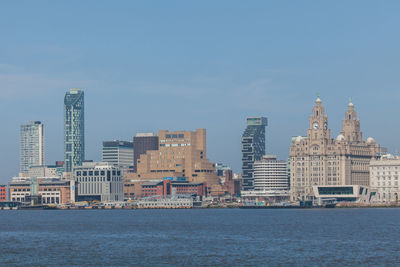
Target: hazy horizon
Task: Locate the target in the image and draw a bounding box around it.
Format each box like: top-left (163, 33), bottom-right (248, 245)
top-left (1, 1), bottom-right (400, 183)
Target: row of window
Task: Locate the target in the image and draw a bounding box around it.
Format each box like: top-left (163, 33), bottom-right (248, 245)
top-left (374, 172), bottom-right (399, 175)
top-left (13, 188), bottom-right (30, 192)
top-left (160, 143), bottom-right (191, 147)
top-left (374, 176), bottom-right (399, 180)
top-left (372, 166), bottom-right (399, 170)
top-left (165, 134), bottom-right (185, 139)
top-left (194, 169), bottom-right (213, 173)
top-left (374, 182), bottom-right (399, 186)
top-left (77, 176), bottom-right (122, 182)
top-left (76, 170), bottom-right (121, 176)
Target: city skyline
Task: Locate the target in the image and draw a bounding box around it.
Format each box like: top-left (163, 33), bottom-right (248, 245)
top-left (1, 1), bottom-right (400, 183)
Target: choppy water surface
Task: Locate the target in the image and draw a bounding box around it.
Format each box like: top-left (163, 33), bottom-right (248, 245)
top-left (1, 208), bottom-right (399, 266)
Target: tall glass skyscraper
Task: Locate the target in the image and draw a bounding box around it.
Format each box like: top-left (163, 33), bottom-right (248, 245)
top-left (20, 121), bottom-right (45, 174)
top-left (64, 89), bottom-right (84, 172)
top-left (241, 117), bottom-right (267, 191)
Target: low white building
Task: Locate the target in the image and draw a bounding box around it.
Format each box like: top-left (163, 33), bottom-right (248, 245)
top-left (370, 155), bottom-right (400, 203)
top-left (312, 185), bottom-right (373, 203)
top-left (27, 164), bottom-right (64, 178)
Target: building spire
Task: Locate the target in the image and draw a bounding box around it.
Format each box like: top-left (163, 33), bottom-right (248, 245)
top-left (315, 93), bottom-right (322, 104)
top-left (348, 97), bottom-right (354, 107)
top-left (341, 98), bottom-right (361, 142)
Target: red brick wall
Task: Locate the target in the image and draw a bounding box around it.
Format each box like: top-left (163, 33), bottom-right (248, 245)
top-left (0, 186), bottom-right (7, 201)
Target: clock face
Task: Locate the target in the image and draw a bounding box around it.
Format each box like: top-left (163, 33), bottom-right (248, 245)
top-left (312, 122), bottom-right (319, 130)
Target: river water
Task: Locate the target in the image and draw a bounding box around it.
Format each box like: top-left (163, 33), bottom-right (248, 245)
top-left (0, 208), bottom-right (399, 266)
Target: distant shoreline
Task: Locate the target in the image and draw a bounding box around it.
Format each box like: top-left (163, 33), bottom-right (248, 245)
top-left (2, 204), bottom-right (400, 211)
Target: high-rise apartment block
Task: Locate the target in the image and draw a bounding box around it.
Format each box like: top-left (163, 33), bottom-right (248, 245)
top-left (253, 155), bottom-right (289, 193)
top-left (64, 89), bottom-right (84, 172)
top-left (20, 121), bottom-right (45, 174)
top-left (289, 98), bottom-right (383, 201)
top-left (102, 141), bottom-right (134, 169)
top-left (370, 155), bottom-right (400, 202)
top-left (133, 133), bottom-right (159, 171)
top-left (241, 117), bottom-right (267, 191)
top-left (127, 129), bottom-right (219, 186)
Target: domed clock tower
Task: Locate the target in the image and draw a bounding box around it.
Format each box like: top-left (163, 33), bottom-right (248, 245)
top-left (289, 97), bottom-right (383, 202)
top-left (307, 97), bottom-right (331, 141)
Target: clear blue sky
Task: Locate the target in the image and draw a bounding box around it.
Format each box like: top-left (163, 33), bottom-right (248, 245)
top-left (1, 1), bottom-right (400, 183)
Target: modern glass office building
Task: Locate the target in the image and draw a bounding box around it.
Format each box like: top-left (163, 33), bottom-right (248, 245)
top-left (241, 117), bottom-right (267, 191)
top-left (20, 121), bottom-right (45, 173)
top-left (64, 89), bottom-right (84, 172)
top-left (102, 140), bottom-right (134, 169)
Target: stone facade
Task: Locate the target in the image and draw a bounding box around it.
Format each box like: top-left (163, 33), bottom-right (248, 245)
top-left (289, 98), bottom-right (383, 201)
top-left (74, 162), bottom-right (124, 202)
top-left (370, 155), bottom-right (400, 202)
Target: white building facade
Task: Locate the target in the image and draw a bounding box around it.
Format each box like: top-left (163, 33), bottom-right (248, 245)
top-left (241, 155), bottom-right (289, 201)
top-left (370, 155), bottom-right (400, 203)
top-left (27, 165), bottom-right (64, 178)
top-left (102, 140), bottom-right (134, 169)
top-left (20, 121), bottom-right (45, 174)
top-left (254, 155), bottom-right (289, 192)
top-left (74, 162), bottom-right (124, 202)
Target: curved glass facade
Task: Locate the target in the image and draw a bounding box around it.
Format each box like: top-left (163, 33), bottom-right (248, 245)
top-left (64, 89), bottom-right (84, 172)
top-left (241, 117), bottom-right (267, 191)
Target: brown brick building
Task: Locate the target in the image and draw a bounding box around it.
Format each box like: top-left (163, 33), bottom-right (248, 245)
top-left (0, 185), bottom-right (6, 201)
top-left (223, 170), bottom-right (241, 196)
top-left (126, 129), bottom-right (220, 191)
top-left (133, 133), bottom-right (159, 172)
top-left (124, 179), bottom-right (207, 199)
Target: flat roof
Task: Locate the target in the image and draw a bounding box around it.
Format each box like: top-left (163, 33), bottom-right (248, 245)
top-left (103, 140), bottom-right (133, 148)
top-left (142, 181), bottom-right (162, 186)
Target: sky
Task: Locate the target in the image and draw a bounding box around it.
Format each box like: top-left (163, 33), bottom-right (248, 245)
top-left (1, 1), bottom-right (400, 183)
